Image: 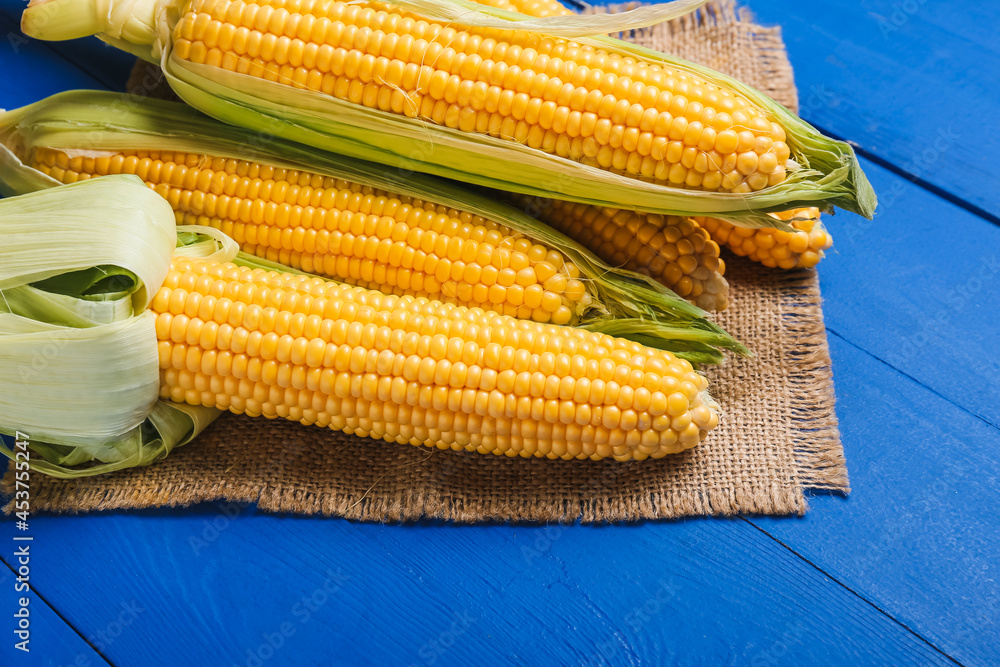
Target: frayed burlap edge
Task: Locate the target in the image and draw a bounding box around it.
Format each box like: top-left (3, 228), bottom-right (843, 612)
top-left (777, 272), bottom-right (848, 493)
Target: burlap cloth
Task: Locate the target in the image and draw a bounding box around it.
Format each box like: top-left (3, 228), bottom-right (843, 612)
top-left (2, 0), bottom-right (848, 521)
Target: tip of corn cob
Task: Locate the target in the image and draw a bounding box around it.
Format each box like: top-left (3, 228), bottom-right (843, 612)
top-left (691, 269), bottom-right (729, 311)
top-left (698, 208), bottom-right (833, 270)
top-left (505, 194), bottom-right (732, 311)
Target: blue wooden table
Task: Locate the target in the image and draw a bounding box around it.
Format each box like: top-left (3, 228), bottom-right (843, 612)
top-left (2, 1), bottom-right (999, 665)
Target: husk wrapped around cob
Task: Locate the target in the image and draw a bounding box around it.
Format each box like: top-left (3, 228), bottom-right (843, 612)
top-left (1, 176), bottom-right (725, 477)
top-left (0, 90), bottom-right (744, 362)
top-left (21, 0), bottom-right (875, 227)
top-left (0, 177), bottom-right (221, 478)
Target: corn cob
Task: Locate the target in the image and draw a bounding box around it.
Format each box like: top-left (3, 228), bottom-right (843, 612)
top-left (36, 142), bottom-right (728, 312)
top-left (32, 145), bottom-right (590, 326)
top-left (698, 207), bottom-right (832, 269)
top-left (170, 0), bottom-right (789, 193)
top-left (509, 195), bottom-right (728, 310)
top-left (154, 253), bottom-right (718, 460)
top-left (0, 91), bottom-right (744, 363)
top-left (22, 0), bottom-right (876, 225)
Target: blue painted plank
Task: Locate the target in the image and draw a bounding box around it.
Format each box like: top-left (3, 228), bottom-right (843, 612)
top-left (0, 556), bottom-right (109, 667)
top-left (751, 0), bottom-right (1000, 217)
top-left (0, 506), bottom-right (950, 666)
top-left (0, 14), bottom-right (106, 109)
top-left (751, 333), bottom-right (1000, 667)
top-left (0, 2), bottom-right (132, 92)
top-left (805, 156), bottom-right (1000, 426)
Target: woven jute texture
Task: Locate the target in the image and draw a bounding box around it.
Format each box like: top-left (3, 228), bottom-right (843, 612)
top-left (3, 0), bottom-right (847, 521)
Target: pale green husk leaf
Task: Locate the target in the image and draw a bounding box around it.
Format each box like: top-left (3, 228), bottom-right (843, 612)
top-left (0, 177), bottom-right (220, 478)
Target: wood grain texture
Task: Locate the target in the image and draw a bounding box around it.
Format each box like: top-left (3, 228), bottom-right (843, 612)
top-left (0, 510), bottom-right (953, 666)
top-left (752, 334), bottom-right (1000, 666)
top-left (0, 556), bottom-right (109, 666)
top-left (0, 6), bottom-right (133, 94)
top-left (0, 14), bottom-right (108, 106)
top-left (800, 156), bottom-right (1000, 426)
top-left (751, 0), bottom-right (1000, 217)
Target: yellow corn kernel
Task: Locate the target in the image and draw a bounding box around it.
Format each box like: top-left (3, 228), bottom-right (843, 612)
top-left (469, 0), bottom-right (573, 18)
top-left (508, 194), bottom-right (729, 310)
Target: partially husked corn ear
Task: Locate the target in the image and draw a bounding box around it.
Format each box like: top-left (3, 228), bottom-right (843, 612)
top-left (22, 0), bottom-right (878, 224)
top-left (472, 0), bottom-right (573, 17)
top-left (0, 91), bottom-right (747, 363)
top-left (32, 146), bottom-right (589, 325)
top-left (153, 255), bottom-right (720, 460)
top-left (698, 207), bottom-right (832, 269)
top-left (168, 0), bottom-right (789, 194)
top-left (510, 195), bottom-right (729, 310)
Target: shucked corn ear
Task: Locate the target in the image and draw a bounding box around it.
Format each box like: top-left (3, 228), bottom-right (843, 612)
top-left (699, 207), bottom-right (833, 269)
top-left (21, 0), bottom-right (875, 227)
top-left (1, 176), bottom-right (720, 477)
top-left (16, 97), bottom-right (592, 327)
top-left (156, 254), bottom-right (719, 462)
top-left (32, 145), bottom-right (594, 325)
top-left (162, 3), bottom-right (788, 195)
top-left (0, 90), bottom-right (743, 363)
top-left (506, 193), bottom-right (729, 310)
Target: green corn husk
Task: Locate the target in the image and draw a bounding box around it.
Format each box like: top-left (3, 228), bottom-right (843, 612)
top-left (20, 0), bottom-right (876, 227)
top-left (0, 176), bottom-right (221, 478)
top-left (0, 90), bottom-right (746, 363)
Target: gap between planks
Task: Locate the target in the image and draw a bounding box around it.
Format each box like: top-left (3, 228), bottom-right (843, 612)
top-left (0, 555), bottom-right (116, 667)
top-left (803, 119), bottom-right (1000, 229)
top-left (826, 328), bottom-right (1000, 431)
top-left (740, 518), bottom-right (964, 667)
